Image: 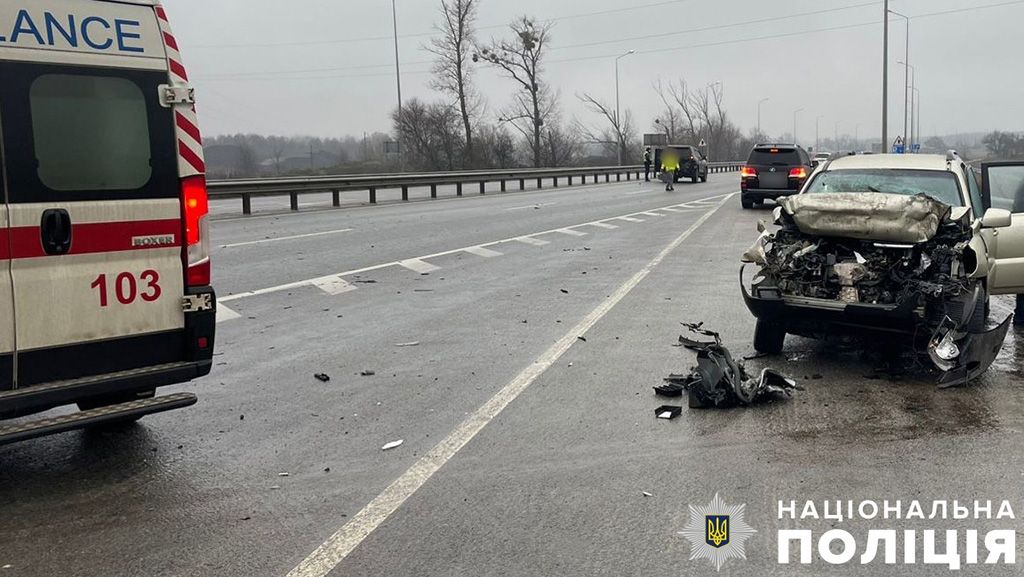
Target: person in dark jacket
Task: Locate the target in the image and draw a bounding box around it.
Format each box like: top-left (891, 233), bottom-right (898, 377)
top-left (644, 147), bottom-right (652, 182)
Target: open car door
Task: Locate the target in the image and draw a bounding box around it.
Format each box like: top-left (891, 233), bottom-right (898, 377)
top-left (981, 161), bottom-right (1024, 295)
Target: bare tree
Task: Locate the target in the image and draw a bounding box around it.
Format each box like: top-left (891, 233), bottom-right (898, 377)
top-left (426, 0), bottom-right (481, 167)
top-left (576, 93), bottom-right (637, 163)
top-left (476, 16), bottom-right (554, 168)
top-left (652, 79), bottom-right (682, 142)
top-left (392, 98), bottom-right (465, 171)
top-left (542, 123), bottom-right (582, 167)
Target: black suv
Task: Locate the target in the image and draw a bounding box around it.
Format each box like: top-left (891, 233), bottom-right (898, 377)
top-left (655, 145), bottom-right (709, 184)
top-left (740, 144), bottom-right (813, 208)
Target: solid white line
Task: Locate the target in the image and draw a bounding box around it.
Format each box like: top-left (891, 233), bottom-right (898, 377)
top-left (587, 222), bottom-right (619, 230)
top-left (220, 192), bottom-right (734, 304)
top-left (464, 246), bottom-right (503, 258)
top-left (284, 194), bottom-right (734, 577)
top-left (313, 276), bottom-right (358, 296)
top-left (514, 237), bottom-right (550, 246)
top-left (617, 216), bottom-right (645, 223)
top-left (219, 228), bottom-right (354, 249)
top-left (216, 303), bottom-right (242, 324)
top-left (639, 211), bottom-right (664, 217)
top-left (399, 259), bottom-right (441, 274)
top-left (555, 228), bottom-right (588, 237)
top-left (505, 202), bottom-right (558, 211)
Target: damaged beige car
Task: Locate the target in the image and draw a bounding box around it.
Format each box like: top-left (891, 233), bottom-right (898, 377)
top-left (741, 152), bottom-right (1024, 386)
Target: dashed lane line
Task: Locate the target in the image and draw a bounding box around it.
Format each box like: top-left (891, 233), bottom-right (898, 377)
top-left (282, 193), bottom-right (735, 577)
top-left (218, 193), bottom-right (735, 307)
top-left (514, 237), bottom-right (550, 246)
top-left (464, 246), bottom-right (504, 258)
top-left (587, 222), bottom-right (619, 230)
top-left (218, 228), bottom-right (354, 249)
top-left (554, 228), bottom-right (588, 237)
top-left (399, 259), bottom-right (442, 274)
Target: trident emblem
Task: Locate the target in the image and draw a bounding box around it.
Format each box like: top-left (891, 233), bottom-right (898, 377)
top-left (706, 515), bottom-right (730, 548)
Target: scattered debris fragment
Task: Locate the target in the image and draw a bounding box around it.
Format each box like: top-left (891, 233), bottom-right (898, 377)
top-left (577, 336), bottom-right (587, 342)
top-left (278, 472), bottom-right (289, 477)
top-left (642, 491), bottom-right (653, 498)
top-left (360, 370), bottom-right (376, 377)
top-left (382, 440), bottom-right (404, 451)
top-left (395, 341), bottom-right (421, 347)
top-left (560, 289), bottom-right (570, 294)
top-left (314, 373), bottom-right (331, 382)
top-left (655, 405), bottom-right (683, 420)
top-left (658, 323), bottom-right (801, 408)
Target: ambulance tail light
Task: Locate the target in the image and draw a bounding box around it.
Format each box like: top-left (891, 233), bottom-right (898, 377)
top-left (182, 176), bottom-right (210, 287)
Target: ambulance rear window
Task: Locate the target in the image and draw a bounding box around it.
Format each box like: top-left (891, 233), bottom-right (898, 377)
top-left (30, 75), bottom-right (153, 191)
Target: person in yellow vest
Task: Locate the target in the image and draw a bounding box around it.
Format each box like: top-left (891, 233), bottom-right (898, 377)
top-left (660, 147), bottom-right (681, 191)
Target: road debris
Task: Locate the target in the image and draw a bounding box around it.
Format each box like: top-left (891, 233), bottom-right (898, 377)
top-left (278, 472), bottom-right (289, 477)
top-left (642, 491), bottom-right (653, 498)
top-left (657, 323), bottom-right (801, 408)
top-left (361, 370), bottom-right (376, 377)
top-left (395, 341), bottom-right (421, 347)
top-left (382, 440), bottom-right (404, 451)
top-left (314, 373), bottom-right (331, 382)
top-left (655, 405), bottom-right (682, 420)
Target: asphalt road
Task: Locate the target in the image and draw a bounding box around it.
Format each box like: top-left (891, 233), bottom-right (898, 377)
top-left (2, 175), bottom-right (1023, 577)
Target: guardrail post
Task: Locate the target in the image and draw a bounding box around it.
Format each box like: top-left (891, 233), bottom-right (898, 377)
top-left (553, 177), bottom-right (558, 188)
top-left (402, 185), bottom-right (409, 201)
top-left (290, 193), bottom-right (299, 211)
top-left (536, 177), bottom-right (543, 189)
top-left (568, 175), bottom-right (573, 186)
top-left (519, 179), bottom-right (525, 191)
top-left (332, 190), bottom-right (340, 207)
top-left (480, 181), bottom-right (486, 194)
top-left (242, 194), bottom-right (252, 215)
top-left (431, 184), bottom-right (438, 198)
top-left (457, 183), bottom-right (463, 197)
top-left (616, 173), bottom-right (621, 182)
top-left (626, 171), bottom-right (631, 181)
top-left (605, 174), bottom-right (610, 183)
top-left (500, 180), bottom-right (506, 192)
top-left (369, 187), bottom-right (377, 204)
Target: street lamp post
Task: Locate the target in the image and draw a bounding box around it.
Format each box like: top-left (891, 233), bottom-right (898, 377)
top-left (793, 108), bottom-right (804, 146)
top-left (615, 49), bottom-right (635, 166)
top-left (912, 87), bottom-right (920, 153)
top-left (757, 97), bottom-right (770, 137)
top-left (391, 0), bottom-right (402, 120)
top-left (890, 10), bottom-right (910, 147)
top-left (882, 0), bottom-right (889, 149)
top-left (815, 115), bottom-right (824, 152)
top-left (835, 121), bottom-right (840, 150)
top-left (897, 60), bottom-right (914, 151)
top-left (855, 123), bottom-right (861, 150)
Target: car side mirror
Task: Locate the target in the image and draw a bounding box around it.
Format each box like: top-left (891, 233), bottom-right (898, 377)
top-left (811, 160), bottom-right (820, 168)
top-left (982, 208), bottom-right (1012, 229)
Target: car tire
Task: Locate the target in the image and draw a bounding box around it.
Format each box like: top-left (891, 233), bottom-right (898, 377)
top-left (691, 175), bottom-right (698, 184)
top-left (741, 197), bottom-right (754, 209)
top-left (753, 319), bottom-right (786, 354)
top-left (78, 389), bottom-right (156, 425)
top-left (700, 172), bottom-right (708, 183)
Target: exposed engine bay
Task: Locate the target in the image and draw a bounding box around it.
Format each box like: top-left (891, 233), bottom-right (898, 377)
top-left (741, 192), bottom-right (1013, 387)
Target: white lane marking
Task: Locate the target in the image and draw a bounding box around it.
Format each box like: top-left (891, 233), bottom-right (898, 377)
top-left (639, 211), bottom-right (664, 217)
top-left (505, 202), bottom-right (558, 211)
top-left (216, 303), bottom-right (242, 324)
top-left (660, 207), bottom-right (683, 212)
top-left (219, 228), bottom-right (354, 249)
top-left (555, 228), bottom-right (588, 237)
top-left (313, 276), bottom-right (358, 296)
top-left (514, 237), bottom-right (550, 246)
top-left (587, 222), bottom-right (619, 230)
top-left (399, 259), bottom-right (441, 274)
top-left (617, 216), bottom-right (645, 223)
top-left (284, 194), bottom-right (735, 577)
top-left (464, 246), bottom-right (504, 258)
top-left (220, 193), bottom-right (735, 304)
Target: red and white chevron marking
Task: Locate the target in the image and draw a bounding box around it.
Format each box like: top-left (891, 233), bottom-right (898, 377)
top-left (155, 5), bottom-right (205, 178)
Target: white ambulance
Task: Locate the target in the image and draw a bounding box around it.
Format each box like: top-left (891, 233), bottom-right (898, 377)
top-left (0, 0), bottom-right (215, 443)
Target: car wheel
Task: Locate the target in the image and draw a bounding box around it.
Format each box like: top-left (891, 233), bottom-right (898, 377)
top-left (700, 172), bottom-right (708, 183)
top-left (741, 197), bottom-right (754, 209)
top-left (691, 174), bottom-right (698, 184)
top-left (753, 319), bottom-right (786, 354)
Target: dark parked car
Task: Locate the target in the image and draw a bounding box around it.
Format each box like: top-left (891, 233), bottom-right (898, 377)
top-left (655, 145), bottom-right (708, 184)
top-left (740, 144), bottom-right (813, 208)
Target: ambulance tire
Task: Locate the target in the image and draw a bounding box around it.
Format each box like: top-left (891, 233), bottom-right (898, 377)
top-left (78, 389), bottom-right (156, 425)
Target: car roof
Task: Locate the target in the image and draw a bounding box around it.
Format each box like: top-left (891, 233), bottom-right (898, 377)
top-left (825, 153), bottom-right (955, 172)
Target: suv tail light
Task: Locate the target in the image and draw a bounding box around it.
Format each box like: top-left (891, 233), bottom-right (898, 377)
top-left (182, 176), bottom-right (210, 287)
top-left (741, 166), bottom-right (758, 178)
top-left (789, 167), bottom-right (808, 179)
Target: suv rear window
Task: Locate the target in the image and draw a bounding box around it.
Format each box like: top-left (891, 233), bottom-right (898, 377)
top-left (749, 148), bottom-right (801, 166)
top-left (30, 75), bottom-right (153, 191)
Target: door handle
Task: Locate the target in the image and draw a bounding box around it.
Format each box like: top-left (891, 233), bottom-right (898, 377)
top-left (40, 209), bottom-right (72, 255)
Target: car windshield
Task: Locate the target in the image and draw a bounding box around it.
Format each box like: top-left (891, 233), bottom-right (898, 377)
top-left (805, 169), bottom-right (963, 206)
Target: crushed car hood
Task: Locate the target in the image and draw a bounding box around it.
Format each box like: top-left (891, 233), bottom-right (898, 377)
top-left (777, 193), bottom-right (953, 244)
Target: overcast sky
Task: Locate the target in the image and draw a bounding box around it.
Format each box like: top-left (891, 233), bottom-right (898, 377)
top-left (163, 0), bottom-right (1024, 144)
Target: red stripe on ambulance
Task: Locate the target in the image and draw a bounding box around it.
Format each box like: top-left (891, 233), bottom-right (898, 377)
top-left (176, 112), bottom-right (202, 144)
top-left (7, 219), bottom-right (182, 259)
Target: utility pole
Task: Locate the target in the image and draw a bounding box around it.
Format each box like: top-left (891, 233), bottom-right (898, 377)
top-left (835, 121), bottom-right (840, 150)
top-left (391, 0), bottom-right (403, 120)
top-left (912, 87), bottom-right (919, 153)
top-left (882, 0), bottom-right (889, 151)
top-left (815, 115), bottom-right (824, 152)
top-left (891, 10), bottom-right (909, 147)
top-left (704, 81), bottom-right (722, 160)
top-left (615, 50), bottom-right (635, 166)
top-left (793, 107), bottom-right (804, 146)
top-left (758, 97), bottom-right (770, 137)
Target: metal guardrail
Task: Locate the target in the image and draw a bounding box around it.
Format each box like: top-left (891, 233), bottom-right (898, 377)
top-left (207, 162), bottom-right (744, 215)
